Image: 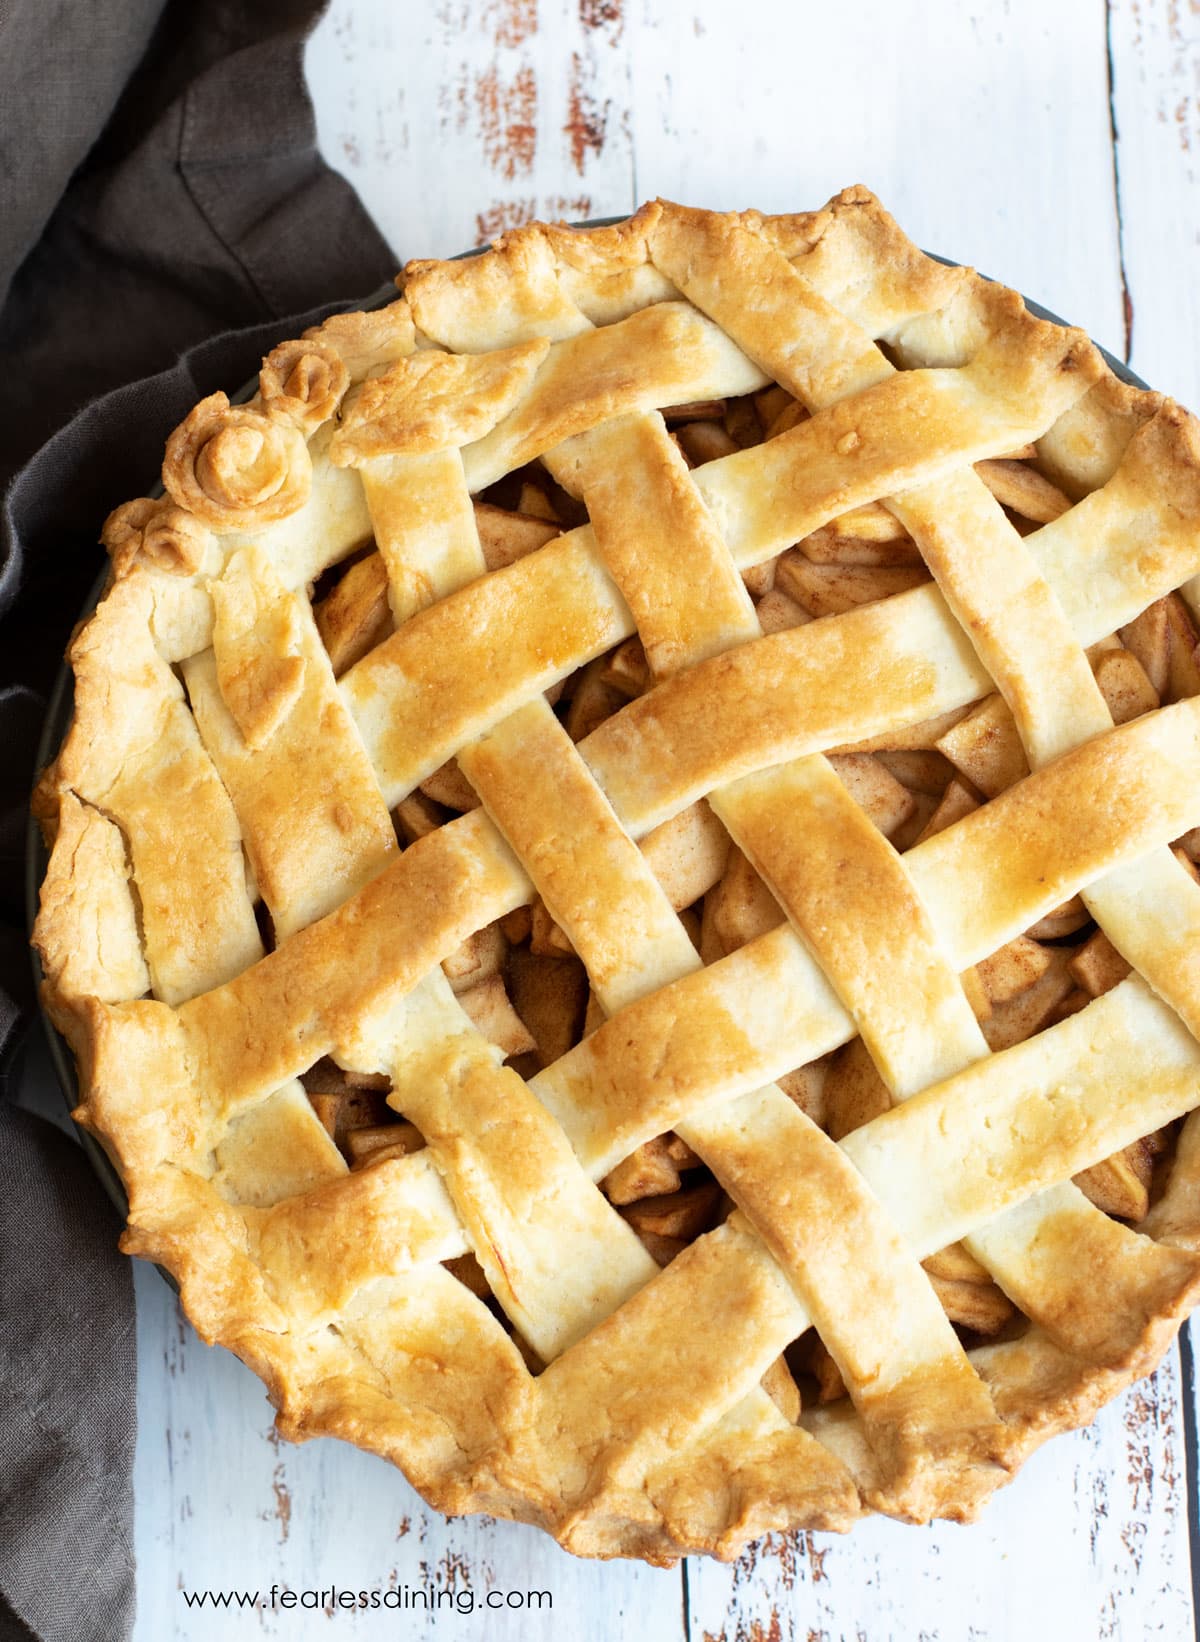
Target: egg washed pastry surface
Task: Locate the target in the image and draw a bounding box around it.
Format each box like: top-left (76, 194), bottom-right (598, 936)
top-left (32, 188), bottom-right (1200, 1562)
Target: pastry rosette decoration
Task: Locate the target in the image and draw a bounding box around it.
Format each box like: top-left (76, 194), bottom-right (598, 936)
top-left (162, 392), bottom-right (311, 532)
top-left (100, 496), bottom-right (215, 578)
top-left (258, 336), bottom-right (350, 433)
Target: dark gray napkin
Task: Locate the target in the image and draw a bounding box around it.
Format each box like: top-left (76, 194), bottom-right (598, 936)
top-left (0, 4), bottom-right (395, 1638)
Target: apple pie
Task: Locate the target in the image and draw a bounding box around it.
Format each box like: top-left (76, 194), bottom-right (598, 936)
top-left (32, 188), bottom-right (1200, 1562)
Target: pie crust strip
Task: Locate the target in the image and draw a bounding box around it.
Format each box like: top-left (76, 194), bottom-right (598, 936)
top-left (183, 547), bottom-right (397, 942)
top-left (50, 577), bottom-right (263, 1006)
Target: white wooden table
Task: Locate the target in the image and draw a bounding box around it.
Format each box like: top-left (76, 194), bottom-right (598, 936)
top-left (130, 2), bottom-right (1200, 1636)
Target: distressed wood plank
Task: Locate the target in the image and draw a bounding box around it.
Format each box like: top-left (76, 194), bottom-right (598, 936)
top-left (304, 0), bottom-right (636, 257)
top-left (1108, 0), bottom-right (1200, 398)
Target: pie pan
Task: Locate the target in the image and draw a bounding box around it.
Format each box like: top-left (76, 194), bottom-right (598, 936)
top-left (28, 192), bottom-right (1200, 1562)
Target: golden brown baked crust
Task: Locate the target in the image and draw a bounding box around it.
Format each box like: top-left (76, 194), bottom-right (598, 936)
top-left (31, 189), bottom-right (1200, 1562)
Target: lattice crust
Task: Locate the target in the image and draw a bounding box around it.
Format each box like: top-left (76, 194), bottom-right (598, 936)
top-left (32, 188), bottom-right (1200, 1564)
